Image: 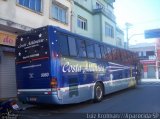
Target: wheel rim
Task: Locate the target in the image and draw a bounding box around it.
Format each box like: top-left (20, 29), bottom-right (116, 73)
top-left (96, 86), bottom-right (102, 100)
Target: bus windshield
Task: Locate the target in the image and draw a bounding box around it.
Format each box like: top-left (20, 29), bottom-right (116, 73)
top-left (16, 30), bottom-right (49, 63)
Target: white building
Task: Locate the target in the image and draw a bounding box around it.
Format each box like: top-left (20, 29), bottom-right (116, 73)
top-left (0, 0), bottom-right (72, 99)
top-left (73, 0), bottom-right (118, 45)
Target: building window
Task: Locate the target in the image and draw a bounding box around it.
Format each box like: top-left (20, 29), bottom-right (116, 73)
top-left (51, 3), bottom-right (68, 24)
top-left (96, 2), bottom-right (104, 9)
top-left (105, 23), bottom-right (114, 38)
top-left (17, 0), bottom-right (42, 13)
top-left (77, 16), bottom-right (87, 30)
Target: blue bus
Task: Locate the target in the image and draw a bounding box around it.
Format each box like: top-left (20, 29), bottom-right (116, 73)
top-left (15, 26), bottom-right (140, 104)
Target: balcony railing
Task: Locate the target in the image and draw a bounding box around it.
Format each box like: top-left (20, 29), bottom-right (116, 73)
top-left (93, 6), bottom-right (116, 21)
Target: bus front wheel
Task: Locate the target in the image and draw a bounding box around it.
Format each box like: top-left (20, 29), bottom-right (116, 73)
top-left (94, 82), bottom-right (104, 102)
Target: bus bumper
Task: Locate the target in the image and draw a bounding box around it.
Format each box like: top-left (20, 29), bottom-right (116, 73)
top-left (17, 93), bottom-right (62, 105)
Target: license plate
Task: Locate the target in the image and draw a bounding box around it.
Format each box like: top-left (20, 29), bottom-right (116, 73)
top-left (29, 97), bottom-right (37, 101)
top-left (12, 104), bottom-right (19, 110)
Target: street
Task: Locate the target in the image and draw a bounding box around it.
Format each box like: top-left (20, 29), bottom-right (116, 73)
top-left (17, 79), bottom-right (160, 119)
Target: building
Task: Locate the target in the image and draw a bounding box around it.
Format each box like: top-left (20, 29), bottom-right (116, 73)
top-left (0, 0), bottom-right (72, 99)
top-left (130, 43), bottom-right (156, 79)
top-left (72, 0), bottom-right (120, 46)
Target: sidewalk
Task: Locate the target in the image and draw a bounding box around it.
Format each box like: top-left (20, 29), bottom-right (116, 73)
top-left (140, 78), bottom-right (160, 82)
top-left (138, 78), bottom-right (160, 85)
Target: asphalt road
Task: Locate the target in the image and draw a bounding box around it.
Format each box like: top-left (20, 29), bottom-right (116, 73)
top-left (14, 80), bottom-right (160, 119)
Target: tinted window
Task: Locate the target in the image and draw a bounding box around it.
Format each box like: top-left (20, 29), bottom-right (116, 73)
top-left (58, 34), bottom-right (69, 56)
top-left (119, 49), bottom-right (123, 61)
top-left (77, 40), bottom-right (87, 57)
top-left (100, 45), bottom-right (106, 59)
top-left (114, 49), bottom-right (121, 62)
top-left (106, 46), bottom-right (112, 61)
top-left (121, 50), bottom-right (126, 62)
top-left (124, 51), bottom-right (129, 63)
top-left (16, 29), bottom-right (49, 62)
top-left (86, 41), bottom-right (95, 58)
top-left (95, 44), bottom-right (101, 59)
top-left (18, 0), bottom-right (42, 13)
top-left (112, 48), bottom-right (116, 60)
top-left (68, 37), bottom-right (77, 56)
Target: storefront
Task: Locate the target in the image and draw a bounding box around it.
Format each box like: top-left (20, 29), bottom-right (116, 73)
top-left (141, 60), bottom-right (156, 79)
top-left (0, 31), bottom-right (17, 99)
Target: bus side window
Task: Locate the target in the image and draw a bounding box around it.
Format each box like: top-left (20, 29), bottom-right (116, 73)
top-left (95, 44), bottom-right (101, 59)
top-left (106, 46), bottom-right (112, 61)
top-left (121, 50), bottom-right (125, 63)
top-left (100, 45), bottom-right (105, 59)
top-left (86, 41), bottom-right (95, 58)
top-left (125, 51), bottom-right (129, 64)
top-left (119, 50), bottom-right (123, 62)
top-left (58, 34), bottom-right (69, 56)
top-left (68, 37), bottom-right (77, 56)
top-left (127, 52), bottom-right (131, 63)
top-left (115, 49), bottom-right (120, 63)
top-left (112, 48), bottom-right (116, 60)
top-left (77, 39), bottom-right (87, 58)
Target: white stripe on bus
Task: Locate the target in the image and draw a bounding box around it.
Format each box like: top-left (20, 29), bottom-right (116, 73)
top-left (17, 77), bottom-right (135, 92)
top-left (18, 89), bottom-right (51, 92)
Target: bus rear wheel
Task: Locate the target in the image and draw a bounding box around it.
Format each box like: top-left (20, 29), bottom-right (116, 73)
top-left (94, 82), bottom-right (104, 102)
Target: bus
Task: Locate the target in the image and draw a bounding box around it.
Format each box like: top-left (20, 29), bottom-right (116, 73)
top-left (15, 26), bottom-right (140, 104)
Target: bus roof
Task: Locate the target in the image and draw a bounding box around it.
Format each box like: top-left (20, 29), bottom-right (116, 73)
top-left (18, 25), bottom-right (135, 54)
top-left (49, 26), bottom-right (135, 54)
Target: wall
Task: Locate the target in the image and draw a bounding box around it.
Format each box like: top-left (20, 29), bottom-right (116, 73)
top-left (72, 3), bottom-right (94, 39)
top-left (102, 15), bottom-right (116, 45)
top-left (93, 14), bottom-right (101, 41)
top-left (73, 0), bottom-right (119, 46)
top-left (74, 0), bottom-right (92, 11)
top-left (0, 0), bottom-right (72, 30)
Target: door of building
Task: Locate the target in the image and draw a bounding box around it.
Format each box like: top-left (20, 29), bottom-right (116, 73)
top-left (147, 65), bottom-right (156, 78)
top-left (0, 52), bottom-right (17, 98)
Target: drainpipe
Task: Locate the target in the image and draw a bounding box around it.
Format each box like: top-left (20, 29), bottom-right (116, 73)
top-left (155, 41), bottom-right (159, 79)
top-left (70, 0), bottom-right (75, 32)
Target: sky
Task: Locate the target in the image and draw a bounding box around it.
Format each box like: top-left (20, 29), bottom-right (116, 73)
top-left (114, 0), bottom-right (160, 45)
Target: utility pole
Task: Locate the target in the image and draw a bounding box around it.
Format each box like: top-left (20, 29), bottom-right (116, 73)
top-left (125, 22), bottom-right (132, 49)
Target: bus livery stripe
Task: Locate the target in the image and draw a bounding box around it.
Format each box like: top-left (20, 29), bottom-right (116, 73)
top-left (32, 56), bottom-right (49, 61)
